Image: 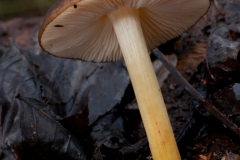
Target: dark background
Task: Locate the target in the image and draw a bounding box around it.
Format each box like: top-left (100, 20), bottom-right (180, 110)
top-left (0, 0), bottom-right (55, 20)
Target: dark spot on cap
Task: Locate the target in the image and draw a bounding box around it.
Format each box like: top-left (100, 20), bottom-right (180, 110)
top-left (74, 4), bottom-right (77, 8)
top-left (54, 25), bottom-right (64, 27)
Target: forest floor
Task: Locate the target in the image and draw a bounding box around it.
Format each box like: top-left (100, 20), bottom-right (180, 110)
top-left (1, 0), bottom-right (240, 160)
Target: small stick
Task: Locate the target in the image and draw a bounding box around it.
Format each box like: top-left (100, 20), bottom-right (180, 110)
top-left (213, 0), bottom-right (221, 11)
top-left (152, 48), bottom-right (240, 136)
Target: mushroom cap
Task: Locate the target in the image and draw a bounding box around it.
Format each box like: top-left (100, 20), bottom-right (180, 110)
top-left (39, 0), bottom-right (210, 62)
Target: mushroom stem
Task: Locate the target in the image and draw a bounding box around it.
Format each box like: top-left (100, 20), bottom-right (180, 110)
top-left (108, 7), bottom-right (181, 160)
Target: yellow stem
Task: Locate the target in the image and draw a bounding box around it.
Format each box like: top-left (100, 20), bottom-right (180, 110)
top-left (108, 7), bottom-right (181, 160)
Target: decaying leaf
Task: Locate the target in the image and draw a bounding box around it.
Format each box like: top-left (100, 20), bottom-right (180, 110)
top-left (0, 42), bottom-right (130, 159)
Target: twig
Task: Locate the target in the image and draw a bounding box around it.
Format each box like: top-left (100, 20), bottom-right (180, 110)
top-left (213, 0), bottom-right (221, 12)
top-left (152, 48), bottom-right (240, 136)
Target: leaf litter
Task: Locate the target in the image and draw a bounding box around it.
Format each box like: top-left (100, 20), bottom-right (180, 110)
top-left (1, 0), bottom-right (240, 159)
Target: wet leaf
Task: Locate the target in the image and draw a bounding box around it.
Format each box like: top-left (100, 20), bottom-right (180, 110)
top-left (90, 111), bottom-right (129, 159)
top-left (2, 95), bottom-right (87, 160)
top-left (206, 25), bottom-right (240, 90)
top-left (26, 47), bottom-right (129, 125)
top-left (0, 45), bottom-right (87, 159)
top-left (119, 138), bottom-right (149, 160)
top-left (0, 42), bottom-right (130, 159)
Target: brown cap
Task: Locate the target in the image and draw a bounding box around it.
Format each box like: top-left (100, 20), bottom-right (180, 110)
top-left (39, 0), bottom-right (210, 62)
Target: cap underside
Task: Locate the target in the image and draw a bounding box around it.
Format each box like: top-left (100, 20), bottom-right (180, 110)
top-left (40, 0), bottom-right (209, 62)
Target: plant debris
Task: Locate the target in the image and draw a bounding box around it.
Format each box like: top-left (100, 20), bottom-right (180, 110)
top-left (1, 0), bottom-right (240, 159)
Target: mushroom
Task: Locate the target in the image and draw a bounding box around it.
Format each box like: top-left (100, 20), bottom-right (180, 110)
top-left (39, 1), bottom-right (210, 159)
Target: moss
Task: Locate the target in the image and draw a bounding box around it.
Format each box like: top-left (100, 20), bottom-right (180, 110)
top-left (0, 0), bottom-right (55, 20)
